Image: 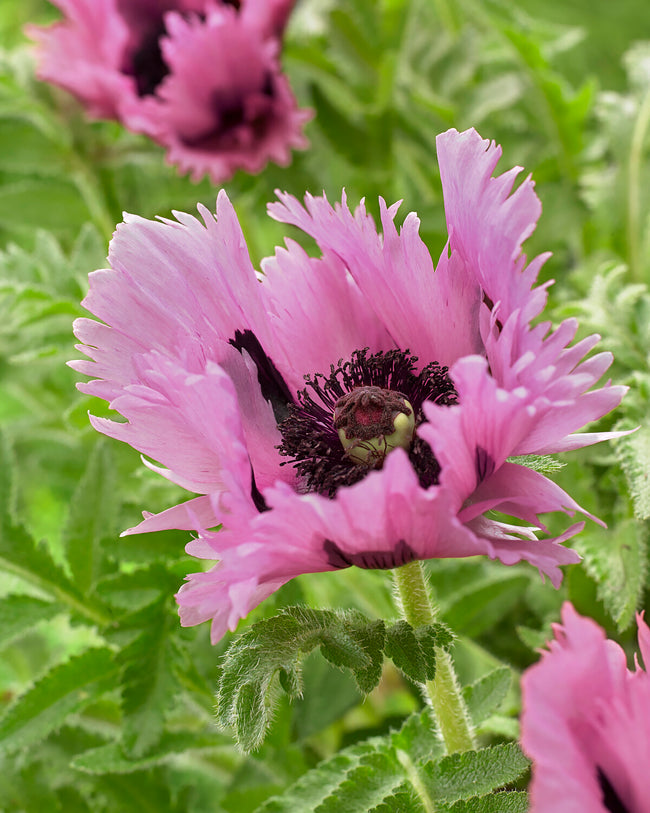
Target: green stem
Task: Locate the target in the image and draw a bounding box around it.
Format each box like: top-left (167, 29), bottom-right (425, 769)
top-left (392, 560), bottom-right (475, 754)
top-left (627, 86), bottom-right (650, 283)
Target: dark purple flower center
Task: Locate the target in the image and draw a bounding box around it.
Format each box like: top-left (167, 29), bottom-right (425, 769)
top-left (277, 348), bottom-right (457, 497)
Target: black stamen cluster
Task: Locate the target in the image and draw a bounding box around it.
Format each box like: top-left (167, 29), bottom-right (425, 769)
top-left (277, 348), bottom-right (457, 497)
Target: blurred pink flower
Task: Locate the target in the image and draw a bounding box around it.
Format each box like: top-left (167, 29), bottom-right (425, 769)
top-left (27, 0), bottom-right (310, 182)
top-left (71, 128), bottom-right (626, 641)
top-left (521, 603), bottom-right (650, 812)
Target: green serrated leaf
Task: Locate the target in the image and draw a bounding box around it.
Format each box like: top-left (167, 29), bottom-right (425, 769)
top-left (72, 731), bottom-right (228, 775)
top-left (95, 564), bottom-right (173, 611)
top-left (462, 667), bottom-right (512, 726)
top-left (0, 519), bottom-right (112, 628)
top-left (117, 598), bottom-right (181, 758)
top-left (422, 743), bottom-right (530, 803)
top-left (236, 682), bottom-right (269, 755)
top-left (63, 441), bottom-right (119, 594)
top-left (385, 621), bottom-right (428, 683)
top-left (259, 710), bottom-right (442, 812)
top-left (216, 607), bottom-right (386, 750)
top-left (576, 519), bottom-right (648, 630)
top-left (390, 709), bottom-right (443, 763)
top-left (507, 454), bottom-right (565, 474)
top-left (258, 742), bottom-right (378, 813)
top-left (369, 785), bottom-right (426, 813)
top-left (0, 647), bottom-right (117, 754)
top-left (442, 791), bottom-right (529, 812)
top-left (315, 750), bottom-right (404, 813)
top-left (345, 616), bottom-right (386, 693)
top-left (384, 620), bottom-right (452, 685)
top-left (0, 594), bottom-right (62, 650)
top-left (319, 626), bottom-right (372, 670)
top-left (615, 425), bottom-right (650, 520)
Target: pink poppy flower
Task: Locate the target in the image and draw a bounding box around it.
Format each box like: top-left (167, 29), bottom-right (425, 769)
top-left (27, 0), bottom-right (310, 183)
top-left (71, 128), bottom-right (626, 642)
top-left (521, 603), bottom-right (650, 812)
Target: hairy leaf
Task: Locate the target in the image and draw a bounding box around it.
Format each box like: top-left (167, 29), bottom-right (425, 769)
top-left (0, 519), bottom-right (112, 627)
top-left (421, 743), bottom-right (530, 803)
top-left (576, 520), bottom-right (648, 630)
top-left (384, 620), bottom-right (452, 684)
top-left (462, 667), bottom-right (512, 726)
top-left (259, 713), bottom-right (525, 813)
top-left (441, 791), bottom-right (529, 812)
top-left (615, 425), bottom-right (650, 521)
top-left (216, 607), bottom-right (386, 750)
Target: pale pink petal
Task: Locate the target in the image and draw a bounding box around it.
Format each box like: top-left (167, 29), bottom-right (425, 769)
top-left (465, 518), bottom-right (582, 588)
top-left (124, 494), bottom-right (218, 535)
top-left (515, 386), bottom-right (628, 455)
top-left (259, 239), bottom-right (394, 393)
top-left (460, 462), bottom-right (595, 528)
top-left (90, 353), bottom-right (253, 497)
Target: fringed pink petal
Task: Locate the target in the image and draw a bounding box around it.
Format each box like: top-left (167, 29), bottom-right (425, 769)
top-left (259, 239), bottom-right (394, 393)
top-left (436, 127), bottom-right (548, 324)
top-left (268, 190), bottom-right (483, 369)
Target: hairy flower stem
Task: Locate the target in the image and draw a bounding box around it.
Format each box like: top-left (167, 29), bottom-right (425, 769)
top-left (392, 560), bottom-right (475, 754)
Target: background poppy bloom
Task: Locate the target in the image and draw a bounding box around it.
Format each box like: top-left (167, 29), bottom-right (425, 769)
top-left (521, 603), bottom-right (650, 812)
top-left (27, 0), bottom-right (310, 182)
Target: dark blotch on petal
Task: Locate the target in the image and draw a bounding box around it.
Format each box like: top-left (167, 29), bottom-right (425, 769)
top-left (597, 768), bottom-right (630, 813)
top-left (475, 445), bottom-right (496, 482)
top-left (250, 468), bottom-right (269, 513)
top-left (324, 538), bottom-right (416, 570)
top-left (229, 329), bottom-right (293, 422)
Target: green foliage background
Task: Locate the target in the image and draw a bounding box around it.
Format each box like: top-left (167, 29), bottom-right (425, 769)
top-left (0, 0), bottom-right (649, 810)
